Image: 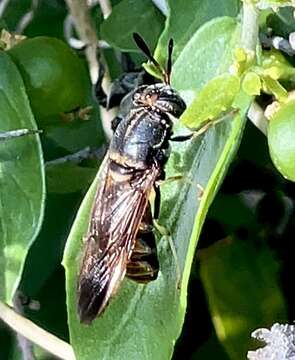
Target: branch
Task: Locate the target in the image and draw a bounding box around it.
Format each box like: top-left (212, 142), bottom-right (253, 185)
top-left (0, 0), bottom-right (11, 18)
top-left (247, 101), bottom-right (268, 135)
top-left (65, 0), bottom-right (116, 139)
top-left (45, 145), bottom-right (106, 166)
top-left (0, 301), bottom-right (75, 360)
top-left (16, 0), bottom-right (39, 34)
top-left (241, 1), bottom-right (267, 135)
top-left (98, 0), bottom-right (112, 19)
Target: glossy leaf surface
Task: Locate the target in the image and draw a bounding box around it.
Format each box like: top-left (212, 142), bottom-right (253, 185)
top-left (0, 51), bottom-right (45, 304)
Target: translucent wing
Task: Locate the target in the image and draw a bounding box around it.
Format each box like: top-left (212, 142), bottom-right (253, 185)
top-left (77, 154), bottom-right (160, 323)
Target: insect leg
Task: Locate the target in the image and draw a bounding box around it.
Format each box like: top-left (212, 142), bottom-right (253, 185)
top-left (154, 184), bottom-right (161, 220)
top-left (153, 220), bottom-right (181, 289)
top-left (127, 203), bottom-right (159, 283)
top-left (111, 115), bottom-right (124, 131)
top-left (170, 133), bottom-right (193, 142)
top-left (93, 61), bottom-right (107, 107)
top-left (191, 108), bottom-right (239, 136)
top-left (171, 108), bottom-right (239, 143)
top-left (126, 232), bottom-right (159, 283)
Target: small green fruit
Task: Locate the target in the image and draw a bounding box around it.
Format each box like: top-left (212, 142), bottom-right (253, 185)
top-left (7, 36), bottom-right (89, 118)
top-left (268, 100), bottom-right (295, 181)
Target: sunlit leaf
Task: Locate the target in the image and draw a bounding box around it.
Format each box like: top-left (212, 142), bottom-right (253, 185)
top-left (154, 0), bottom-right (240, 64)
top-left (181, 74), bottom-right (240, 129)
top-left (200, 238), bottom-right (287, 360)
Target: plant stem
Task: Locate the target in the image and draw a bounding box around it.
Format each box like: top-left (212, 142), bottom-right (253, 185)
top-left (0, 301), bottom-right (75, 360)
top-left (247, 101), bottom-right (268, 135)
top-left (98, 0), bottom-right (112, 19)
top-left (241, 1), bottom-right (269, 134)
top-left (0, 0), bottom-right (11, 17)
top-left (0, 129), bottom-right (42, 141)
top-left (65, 0), bottom-right (116, 139)
top-left (241, 1), bottom-right (260, 53)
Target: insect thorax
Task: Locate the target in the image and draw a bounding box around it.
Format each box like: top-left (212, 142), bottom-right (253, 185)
top-left (109, 107), bottom-right (172, 170)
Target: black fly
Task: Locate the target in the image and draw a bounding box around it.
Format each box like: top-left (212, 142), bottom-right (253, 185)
top-left (77, 33), bottom-right (187, 324)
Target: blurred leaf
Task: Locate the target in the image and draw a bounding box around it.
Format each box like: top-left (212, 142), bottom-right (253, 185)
top-left (192, 334), bottom-right (229, 360)
top-left (181, 74), bottom-right (240, 129)
top-left (20, 192), bottom-right (83, 297)
top-left (46, 163), bottom-right (97, 194)
top-left (25, 0), bottom-right (67, 39)
top-left (256, 1), bottom-right (294, 10)
top-left (63, 16), bottom-right (252, 360)
top-left (209, 193), bottom-right (258, 234)
top-left (44, 111), bottom-right (104, 154)
top-left (154, 0), bottom-right (240, 64)
top-left (1, 0), bottom-right (31, 31)
top-left (266, 6), bottom-right (295, 37)
top-left (0, 51), bottom-right (45, 304)
top-left (0, 322), bottom-right (13, 359)
top-left (2, 0), bottom-right (67, 38)
top-left (100, 0), bottom-right (165, 52)
top-left (26, 266), bottom-right (69, 341)
top-left (200, 238), bottom-right (287, 360)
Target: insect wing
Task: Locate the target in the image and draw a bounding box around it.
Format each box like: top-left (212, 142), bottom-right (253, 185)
top-left (78, 155), bottom-right (160, 323)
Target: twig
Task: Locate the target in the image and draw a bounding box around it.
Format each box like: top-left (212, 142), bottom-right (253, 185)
top-left (45, 145), bottom-right (106, 167)
top-left (0, 0), bottom-right (11, 18)
top-left (151, 0), bottom-right (169, 16)
top-left (16, 0), bottom-right (39, 34)
top-left (0, 129), bottom-right (42, 141)
top-left (64, 0), bottom-right (100, 83)
top-left (13, 292), bottom-right (36, 360)
top-left (247, 101), bottom-right (268, 135)
top-left (98, 0), bottom-right (112, 19)
top-left (0, 301), bottom-right (75, 360)
top-left (64, 14), bottom-right (110, 50)
top-left (241, 1), bottom-right (264, 135)
top-left (64, 0), bottom-right (116, 139)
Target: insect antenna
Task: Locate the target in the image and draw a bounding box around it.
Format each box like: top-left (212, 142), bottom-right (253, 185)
top-left (165, 38), bottom-right (173, 85)
top-left (133, 32), bottom-right (167, 83)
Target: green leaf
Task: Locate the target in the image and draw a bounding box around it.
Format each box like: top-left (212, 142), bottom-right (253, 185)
top-left (46, 163), bottom-right (97, 194)
top-left (0, 51), bottom-right (45, 304)
top-left (266, 6), bottom-right (295, 37)
top-left (200, 238), bottom-right (287, 360)
top-left (100, 0), bottom-right (165, 52)
top-left (20, 192), bottom-right (85, 297)
top-left (44, 111), bottom-right (105, 153)
top-left (63, 17), bottom-right (251, 360)
top-left (172, 17), bottom-right (240, 103)
top-left (154, 0), bottom-right (240, 64)
top-left (181, 74), bottom-right (240, 129)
